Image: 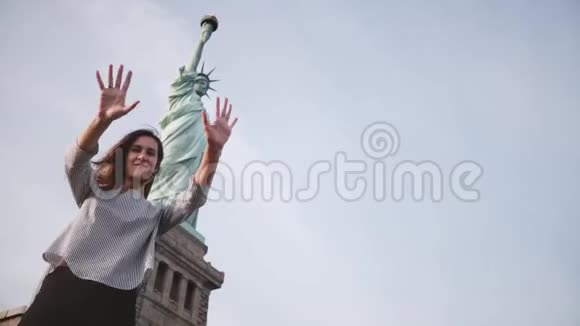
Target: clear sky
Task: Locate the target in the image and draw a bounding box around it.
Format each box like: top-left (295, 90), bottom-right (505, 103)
top-left (1, 0), bottom-right (579, 325)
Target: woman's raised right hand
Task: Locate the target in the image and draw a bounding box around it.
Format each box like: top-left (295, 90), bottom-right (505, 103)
top-left (96, 64), bottom-right (140, 122)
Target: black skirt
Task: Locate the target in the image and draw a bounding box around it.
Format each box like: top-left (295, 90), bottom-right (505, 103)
top-left (19, 265), bottom-right (137, 326)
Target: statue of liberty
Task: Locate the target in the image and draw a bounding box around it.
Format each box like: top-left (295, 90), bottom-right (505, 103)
top-left (148, 15), bottom-right (220, 241)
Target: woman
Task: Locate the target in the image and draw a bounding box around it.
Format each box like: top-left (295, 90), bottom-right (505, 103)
top-left (18, 64), bottom-right (237, 325)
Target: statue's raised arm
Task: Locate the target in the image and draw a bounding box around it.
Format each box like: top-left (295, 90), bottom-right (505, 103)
top-left (185, 15), bottom-right (219, 73)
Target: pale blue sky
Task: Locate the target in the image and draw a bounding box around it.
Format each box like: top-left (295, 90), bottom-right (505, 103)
top-left (1, 0), bottom-right (579, 325)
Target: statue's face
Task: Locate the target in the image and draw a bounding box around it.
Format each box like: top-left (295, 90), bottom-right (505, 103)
top-left (194, 77), bottom-right (209, 96)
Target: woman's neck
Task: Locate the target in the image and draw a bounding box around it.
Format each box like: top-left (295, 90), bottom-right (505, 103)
top-left (122, 178), bottom-right (146, 196)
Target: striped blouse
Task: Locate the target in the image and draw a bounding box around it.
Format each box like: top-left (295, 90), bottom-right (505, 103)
top-left (41, 141), bottom-right (208, 290)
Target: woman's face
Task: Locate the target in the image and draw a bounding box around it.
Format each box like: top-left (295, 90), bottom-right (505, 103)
top-left (125, 136), bottom-right (159, 183)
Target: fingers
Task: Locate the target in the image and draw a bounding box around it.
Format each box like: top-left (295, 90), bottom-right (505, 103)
top-left (96, 71), bottom-right (105, 90)
top-left (201, 111), bottom-right (210, 132)
top-left (215, 96), bottom-right (221, 118)
top-left (222, 97), bottom-right (229, 117)
top-left (108, 64), bottom-right (114, 88)
top-left (122, 70), bottom-right (133, 93)
top-left (98, 64), bottom-right (132, 91)
top-left (124, 100), bottom-right (141, 113)
top-left (225, 104), bottom-right (232, 120)
top-left (229, 117), bottom-right (238, 129)
top-left (213, 96), bottom-right (238, 129)
top-left (217, 96), bottom-right (235, 126)
top-left (115, 64), bottom-right (124, 88)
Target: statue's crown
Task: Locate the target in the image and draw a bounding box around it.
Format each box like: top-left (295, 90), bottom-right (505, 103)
top-left (197, 62), bottom-right (219, 97)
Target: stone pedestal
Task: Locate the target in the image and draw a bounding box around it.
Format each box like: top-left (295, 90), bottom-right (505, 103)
top-left (135, 225), bottom-right (224, 326)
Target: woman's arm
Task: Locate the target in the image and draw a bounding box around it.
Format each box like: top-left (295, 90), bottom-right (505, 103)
top-left (65, 64), bottom-right (140, 206)
top-left (157, 139), bottom-right (223, 234)
top-left (64, 117), bottom-right (110, 206)
top-left (157, 181), bottom-right (209, 235)
top-left (158, 96), bottom-right (238, 233)
top-left (195, 96), bottom-right (238, 186)
top-left (76, 117), bottom-right (111, 153)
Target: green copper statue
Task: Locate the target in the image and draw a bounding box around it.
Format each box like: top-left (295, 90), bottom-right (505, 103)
top-left (148, 15), bottom-right (220, 241)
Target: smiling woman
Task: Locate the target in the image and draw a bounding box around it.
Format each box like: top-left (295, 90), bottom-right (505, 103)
top-left (17, 64), bottom-right (238, 326)
top-left (92, 129), bottom-right (164, 198)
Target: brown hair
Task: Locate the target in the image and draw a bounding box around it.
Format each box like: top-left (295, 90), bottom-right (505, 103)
top-left (93, 129), bottom-right (164, 198)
